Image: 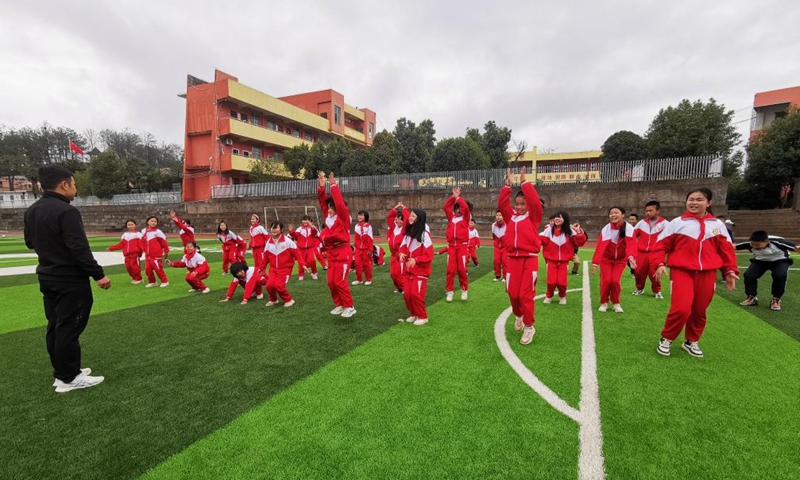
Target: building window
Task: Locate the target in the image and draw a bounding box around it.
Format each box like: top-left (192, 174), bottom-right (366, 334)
top-left (240, 113), bottom-right (248, 123)
top-left (243, 151), bottom-right (250, 158)
top-left (292, 128), bottom-right (300, 138)
top-left (334, 105), bottom-right (342, 125)
top-left (580, 162), bottom-right (587, 171)
top-left (251, 114), bottom-right (260, 126)
top-left (369, 122), bottom-right (375, 139)
top-left (252, 147), bottom-right (262, 159)
top-left (553, 164), bottom-right (560, 173)
top-left (230, 110), bottom-right (237, 120)
top-left (232, 148), bottom-right (240, 155)
top-left (305, 133), bottom-right (312, 141)
top-left (321, 112), bottom-right (328, 119)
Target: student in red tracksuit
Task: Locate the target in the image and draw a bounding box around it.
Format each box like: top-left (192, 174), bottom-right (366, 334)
top-left (308, 218), bottom-right (328, 270)
top-left (264, 220), bottom-right (308, 308)
top-left (318, 172), bottom-right (356, 318)
top-left (373, 245), bottom-right (386, 266)
top-left (170, 211), bottom-right (195, 247)
top-left (591, 207), bottom-right (637, 313)
top-left (353, 210), bottom-right (374, 286)
top-left (387, 203), bottom-right (410, 293)
top-left (655, 188), bottom-right (739, 358)
top-left (491, 211), bottom-right (507, 281)
top-left (107, 219), bottom-right (144, 284)
top-left (632, 200), bottom-right (667, 299)
top-left (248, 214), bottom-right (269, 273)
top-left (398, 209), bottom-right (434, 326)
top-left (468, 219), bottom-right (481, 267)
top-left (444, 188), bottom-right (471, 302)
top-left (540, 211), bottom-right (587, 305)
top-left (498, 167), bottom-right (544, 345)
top-left (168, 241), bottom-right (211, 293)
top-left (217, 221), bottom-right (246, 275)
top-left (141, 216), bottom-right (170, 287)
top-left (290, 215), bottom-right (321, 281)
top-left (220, 262), bottom-right (266, 305)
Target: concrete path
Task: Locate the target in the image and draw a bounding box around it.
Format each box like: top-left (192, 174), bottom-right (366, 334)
top-left (0, 252), bottom-right (126, 277)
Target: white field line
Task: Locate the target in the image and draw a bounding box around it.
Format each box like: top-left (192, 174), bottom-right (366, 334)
top-left (494, 272), bottom-right (605, 480)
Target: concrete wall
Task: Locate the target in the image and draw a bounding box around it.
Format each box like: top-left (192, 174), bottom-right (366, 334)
top-left (0, 178), bottom-right (728, 239)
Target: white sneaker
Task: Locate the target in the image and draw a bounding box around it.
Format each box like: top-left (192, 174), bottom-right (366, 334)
top-left (131, 280), bottom-right (142, 285)
top-left (558, 297), bottom-right (567, 305)
top-left (598, 303), bottom-right (608, 312)
top-left (188, 288), bottom-right (199, 293)
top-left (542, 296), bottom-right (553, 304)
top-left (201, 287), bottom-right (210, 294)
top-left (413, 318), bottom-right (429, 326)
top-left (446, 291), bottom-right (454, 303)
top-left (341, 307), bottom-right (357, 318)
top-left (298, 276), bottom-right (304, 281)
top-left (632, 289), bottom-right (644, 296)
top-left (405, 316), bottom-right (418, 323)
top-left (145, 283), bottom-right (157, 288)
top-left (351, 280), bottom-right (363, 285)
top-left (657, 337), bottom-right (673, 356)
top-left (514, 315), bottom-right (524, 332)
top-left (461, 290), bottom-right (468, 301)
top-left (311, 274), bottom-right (318, 280)
top-left (221, 272), bottom-right (228, 276)
top-left (53, 368), bottom-right (91, 387)
top-left (654, 292), bottom-right (664, 299)
top-left (159, 282), bottom-right (170, 288)
top-left (54, 372), bottom-right (105, 393)
top-left (682, 340), bottom-right (704, 358)
top-left (521, 326), bottom-right (536, 345)
top-left (330, 306), bottom-right (345, 315)
top-left (613, 304), bottom-right (624, 313)
top-left (256, 294), bottom-right (264, 300)
top-left (364, 281), bottom-right (372, 286)
top-left (266, 301), bottom-right (279, 307)
top-left (284, 299), bottom-right (295, 308)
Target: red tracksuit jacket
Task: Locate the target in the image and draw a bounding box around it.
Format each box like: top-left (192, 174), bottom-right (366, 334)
top-left (634, 217), bottom-right (667, 253)
top-left (109, 231), bottom-right (144, 257)
top-left (497, 182), bottom-right (544, 257)
top-left (225, 266), bottom-right (264, 299)
top-left (468, 228), bottom-right (481, 248)
top-left (141, 228), bottom-right (169, 258)
top-left (354, 222), bottom-right (374, 251)
top-left (317, 185), bottom-right (352, 261)
top-left (172, 216), bottom-right (195, 245)
top-left (171, 251), bottom-right (210, 275)
top-left (592, 222), bottom-right (636, 265)
top-left (264, 235), bottom-right (306, 273)
top-left (491, 222), bottom-right (506, 249)
top-left (249, 224), bottom-right (269, 250)
top-left (444, 196), bottom-right (471, 245)
top-left (654, 213), bottom-right (738, 274)
top-left (291, 225), bottom-right (319, 249)
top-left (218, 231), bottom-right (246, 253)
top-left (398, 231), bottom-right (434, 277)
top-left (539, 226), bottom-right (587, 262)
top-left (387, 208), bottom-right (410, 256)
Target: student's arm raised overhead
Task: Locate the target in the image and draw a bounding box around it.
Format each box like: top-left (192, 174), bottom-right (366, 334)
top-left (498, 169), bottom-right (515, 224)
top-left (328, 172), bottom-right (351, 227)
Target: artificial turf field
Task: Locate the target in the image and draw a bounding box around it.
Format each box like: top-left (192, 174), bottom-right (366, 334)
top-left (0, 235), bottom-right (798, 480)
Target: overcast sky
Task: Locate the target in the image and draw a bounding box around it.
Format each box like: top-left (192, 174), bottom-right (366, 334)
top-left (1, 0), bottom-right (798, 153)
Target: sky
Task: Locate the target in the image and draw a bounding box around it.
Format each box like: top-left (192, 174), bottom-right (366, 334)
top-left (1, 0), bottom-right (798, 153)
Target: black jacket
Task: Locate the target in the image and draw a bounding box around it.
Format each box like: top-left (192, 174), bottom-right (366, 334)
top-left (24, 192), bottom-right (105, 282)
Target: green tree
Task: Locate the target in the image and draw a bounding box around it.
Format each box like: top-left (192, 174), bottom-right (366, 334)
top-left (428, 137), bottom-right (489, 172)
top-left (601, 130), bottom-right (647, 162)
top-left (370, 130), bottom-right (400, 174)
top-left (325, 138), bottom-right (351, 174)
top-left (284, 144), bottom-right (312, 178)
top-left (481, 121), bottom-right (512, 168)
top-left (645, 98), bottom-right (740, 159)
top-left (745, 108), bottom-right (800, 206)
top-left (73, 170), bottom-right (91, 198)
top-left (0, 129), bottom-right (30, 189)
top-left (341, 148), bottom-right (378, 177)
top-left (88, 151), bottom-right (126, 199)
top-left (394, 118), bottom-right (436, 173)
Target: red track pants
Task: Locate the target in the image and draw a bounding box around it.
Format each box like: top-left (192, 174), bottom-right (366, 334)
top-left (298, 248), bottom-right (317, 277)
top-left (326, 246), bottom-right (354, 308)
top-left (390, 256), bottom-right (404, 291)
top-left (599, 258), bottom-right (627, 304)
top-left (635, 251), bottom-right (662, 293)
top-left (185, 270), bottom-right (209, 290)
top-left (267, 270), bottom-right (292, 303)
top-left (145, 256), bottom-right (168, 284)
top-left (403, 275), bottom-right (429, 320)
top-left (545, 260), bottom-right (569, 298)
top-left (661, 268), bottom-right (716, 342)
top-left (493, 246), bottom-right (507, 278)
top-left (445, 243), bottom-right (469, 292)
top-left (506, 256), bottom-right (538, 327)
top-left (354, 248), bottom-right (373, 282)
top-left (124, 254), bottom-right (142, 282)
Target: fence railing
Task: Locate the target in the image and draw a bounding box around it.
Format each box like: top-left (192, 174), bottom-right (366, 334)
top-left (212, 154), bottom-right (723, 199)
top-left (0, 191), bottom-right (182, 209)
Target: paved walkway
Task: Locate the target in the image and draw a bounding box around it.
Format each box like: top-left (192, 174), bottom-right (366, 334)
top-left (0, 252), bottom-right (126, 277)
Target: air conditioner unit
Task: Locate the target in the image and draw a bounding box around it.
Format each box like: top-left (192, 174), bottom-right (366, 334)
top-left (223, 138), bottom-right (233, 146)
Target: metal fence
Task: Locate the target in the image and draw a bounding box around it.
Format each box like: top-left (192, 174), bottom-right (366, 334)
top-left (212, 154), bottom-right (723, 199)
top-left (0, 191), bottom-right (182, 209)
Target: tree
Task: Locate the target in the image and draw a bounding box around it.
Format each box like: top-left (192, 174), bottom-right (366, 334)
top-left (645, 98), bottom-right (740, 159)
top-left (601, 130), bottom-right (647, 162)
top-left (248, 158), bottom-right (291, 183)
top-left (370, 130), bottom-right (400, 174)
top-left (73, 170), bottom-right (91, 198)
top-left (341, 148), bottom-right (378, 177)
top-left (0, 129), bottom-right (29, 190)
top-left (745, 108), bottom-right (800, 206)
top-left (428, 137), bottom-right (489, 172)
top-left (325, 138), bottom-right (351, 174)
top-left (284, 144), bottom-right (312, 178)
top-left (394, 118), bottom-right (436, 173)
top-left (88, 152), bottom-right (126, 199)
top-left (481, 121), bottom-right (512, 168)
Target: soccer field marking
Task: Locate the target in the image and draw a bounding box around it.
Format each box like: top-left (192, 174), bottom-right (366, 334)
top-left (0, 251), bottom-right (125, 277)
top-left (494, 262), bottom-right (605, 480)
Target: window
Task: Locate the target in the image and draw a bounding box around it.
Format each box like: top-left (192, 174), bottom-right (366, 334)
top-left (267, 121), bottom-right (275, 130)
top-left (243, 151), bottom-right (250, 158)
top-left (232, 148), bottom-right (240, 155)
top-left (580, 162), bottom-right (587, 171)
top-left (553, 164), bottom-right (560, 173)
top-left (334, 105), bottom-right (342, 125)
top-left (292, 128), bottom-right (300, 138)
top-left (252, 147), bottom-right (262, 159)
top-left (368, 122), bottom-right (375, 139)
top-left (251, 113), bottom-right (260, 126)
top-left (321, 112), bottom-right (328, 119)
top-left (305, 133), bottom-right (312, 141)
top-left (240, 113), bottom-right (248, 123)
top-left (230, 110), bottom-right (237, 119)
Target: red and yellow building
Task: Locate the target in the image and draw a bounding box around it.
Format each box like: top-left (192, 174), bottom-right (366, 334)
top-left (510, 147), bottom-right (602, 183)
top-left (751, 85), bottom-right (800, 139)
top-left (181, 69), bottom-right (377, 201)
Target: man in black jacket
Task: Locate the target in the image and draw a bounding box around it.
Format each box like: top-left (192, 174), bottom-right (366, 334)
top-left (736, 230), bottom-right (799, 312)
top-left (24, 164), bottom-right (111, 393)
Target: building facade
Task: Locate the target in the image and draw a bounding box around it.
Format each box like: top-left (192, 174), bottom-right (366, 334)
top-left (181, 70), bottom-right (377, 201)
top-left (509, 147), bottom-right (602, 183)
top-left (750, 86), bottom-right (800, 139)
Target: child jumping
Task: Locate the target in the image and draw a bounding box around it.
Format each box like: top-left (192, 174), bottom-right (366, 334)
top-left (491, 210), bottom-right (507, 281)
top-left (468, 219), bottom-right (480, 267)
top-left (168, 241), bottom-right (210, 293)
top-left (221, 262), bottom-right (266, 305)
top-left (498, 167), bottom-right (543, 345)
top-left (444, 187), bottom-right (471, 302)
top-left (107, 219), bottom-right (143, 284)
top-left (141, 215), bottom-right (170, 288)
top-left (290, 215), bottom-right (321, 281)
top-left (632, 200), bottom-right (667, 298)
top-left (398, 209), bottom-right (434, 326)
top-left (353, 210), bottom-right (374, 286)
top-left (217, 221), bottom-right (246, 275)
top-left (591, 207), bottom-right (637, 312)
top-left (263, 220), bottom-right (308, 307)
top-left (737, 230), bottom-right (798, 311)
top-left (318, 172), bottom-right (356, 318)
top-left (655, 188), bottom-right (739, 358)
top-left (539, 211), bottom-right (587, 304)
top-left (387, 203), bottom-right (410, 293)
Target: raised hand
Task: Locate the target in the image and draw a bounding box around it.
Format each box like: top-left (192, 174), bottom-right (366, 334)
top-left (452, 187), bottom-right (461, 198)
top-left (506, 168), bottom-right (513, 186)
top-left (328, 172), bottom-right (338, 186)
top-left (519, 166), bottom-right (527, 182)
top-left (318, 171), bottom-right (326, 188)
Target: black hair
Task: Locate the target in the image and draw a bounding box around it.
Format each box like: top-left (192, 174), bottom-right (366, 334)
top-left (145, 215), bottom-right (158, 225)
top-left (357, 210), bottom-right (370, 222)
top-left (301, 214), bottom-right (311, 221)
top-left (406, 209), bottom-right (427, 243)
top-left (396, 207), bottom-right (405, 221)
top-left (609, 206), bottom-right (629, 237)
top-left (125, 219), bottom-right (137, 226)
top-left (251, 213), bottom-right (260, 222)
top-left (269, 220), bottom-right (284, 231)
top-left (628, 213), bottom-right (639, 220)
top-left (687, 187), bottom-right (713, 201)
top-left (230, 262), bottom-right (248, 277)
top-left (645, 200), bottom-right (661, 210)
top-left (548, 213), bottom-right (557, 220)
top-left (749, 230), bottom-right (769, 242)
top-left (217, 221), bottom-right (229, 234)
top-left (466, 201), bottom-right (474, 214)
top-left (186, 241), bottom-right (198, 249)
top-left (514, 190), bottom-right (545, 208)
top-left (184, 219), bottom-right (192, 226)
top-left (326, 197), bottom-right (335, 210)
top-left (554, 211), bottom-right (572, 238)
top-left (38, 164), bottom-right (74, 191)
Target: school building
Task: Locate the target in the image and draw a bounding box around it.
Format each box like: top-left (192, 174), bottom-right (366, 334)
top-left (750, 85), bottom-right (800, 139)
top-left (509, 147), bottom-right (603, 183)
top-left (181, 69), bottom-right (377, 201)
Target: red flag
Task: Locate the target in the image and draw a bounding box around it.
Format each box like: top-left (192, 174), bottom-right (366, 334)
top-left (69, 140), bottom-right (85, 155)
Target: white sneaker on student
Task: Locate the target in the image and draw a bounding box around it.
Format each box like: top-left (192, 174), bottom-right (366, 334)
top-left (446, 291), bottom-right (454, 303)
top-left (559, 297), bottom-right (567, 305)
top-left (351, 280), bottom-right (363, 285)
top-left (159, 282), bottom-right (169, 288)
top-left (613, 304), bottom-right (624, 313)
top-left (657, 337), bottom-right (672, 356)
top-left (654, 292), bottom-right (664, 300)
top-left (405, 316), bottom-right (418, 323)
top-left (514, 316), bottom-right (524, 332)
top-left (256, 294), bottom-right (264, 300)
top-left (598, 303), bottom-right (608, 312)
top-left (542, 296), bottom-right (553, 304)
top-left (131, 280), bottom-right (142, 285)
top-left (311, 274), bottom-right (318, 280)
top-left (221, 271), bottom-right (228, 276)
top-left (298, 276), bottom-right (304, 281)
top-left (341, 307), bottom-right (357, 318)
top-left (682, 340), bottom-right (704, 358)
top-left (145, 283), bottom-right (157, 288)
top-left (54, 372), bottom-right (105, 393)
top-left (331, 306), bottom-right (344, 315)
top-left (413, 317), bottom-right (429, 326)
top-left (521, 326), bottom-right (535, 345)
top-left (201, 287), bottom-right (210, 294)
top-left (188, 288), bottom-right (198, 293)
top-left (461, 290), bottom-right (468, 301)
top-left (284, 299), bottom-right (295, 308)
top-left (266, 301), bottom-right (279, 307)
top-left (365, 281), bottom-right (372, 286)
top-left (632, 289), bottom-right (644, 296)
top-left (53, 368), bottom-right (91, 387)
